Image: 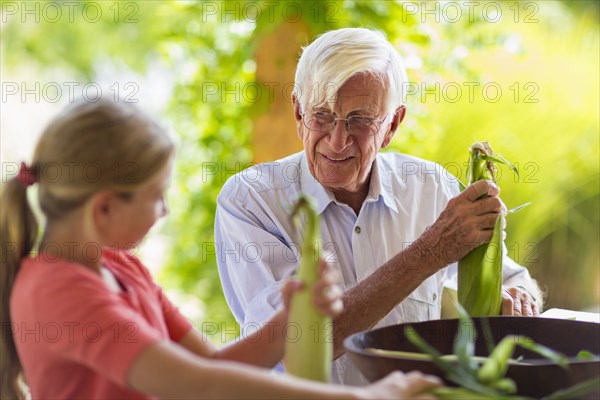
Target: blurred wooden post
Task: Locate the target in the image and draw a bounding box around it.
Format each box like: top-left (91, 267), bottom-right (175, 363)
top-left (252, 21), bottom-right (310, 163)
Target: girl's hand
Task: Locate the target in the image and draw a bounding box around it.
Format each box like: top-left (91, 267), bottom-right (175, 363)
top-left (357, 370), bottom-right (443, 400)
top-left (280, 259), bottom-right (343, 318)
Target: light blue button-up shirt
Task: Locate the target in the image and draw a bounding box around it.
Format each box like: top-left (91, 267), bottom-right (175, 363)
top-left (214, 151), bottom-right (527, 385)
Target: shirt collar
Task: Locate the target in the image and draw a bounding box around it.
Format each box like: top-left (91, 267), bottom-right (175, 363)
top-left (300, 152), bottom-right (335, 215)
top-left (300, 152), bottom-right (398, 215)
top-left (368, 155), bottom-right (399, 213)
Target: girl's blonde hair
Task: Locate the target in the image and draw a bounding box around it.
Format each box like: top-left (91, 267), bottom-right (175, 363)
top-left (0, 99), bottom-right (175, 399)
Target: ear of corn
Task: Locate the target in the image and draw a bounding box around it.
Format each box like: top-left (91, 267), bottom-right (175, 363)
top-left (458, 141), bottom-right (518, 317)
top-left (458, 216), bottom-right (505, 316)
top-left (284, 195), bottom-right (332, 382)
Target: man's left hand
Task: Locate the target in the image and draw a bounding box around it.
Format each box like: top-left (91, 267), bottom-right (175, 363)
top-left (501, 286), bottom-right (539, 317)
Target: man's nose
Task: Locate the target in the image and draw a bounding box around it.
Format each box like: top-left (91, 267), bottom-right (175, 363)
top-left (326, 120), bottom-right (352, 151)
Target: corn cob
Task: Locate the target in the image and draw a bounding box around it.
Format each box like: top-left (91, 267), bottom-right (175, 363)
top-left (284, 195), bottom-right (332, 382)
top-left (458, 142), bottom-right (516, 316)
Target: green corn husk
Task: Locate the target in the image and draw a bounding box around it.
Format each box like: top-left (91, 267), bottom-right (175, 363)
top-left (431, 386), bottom-right (527, 399)
top-left (364, 348), bottom-right (522, 365)
top-left (284, 195), bottom-right (332, 382)
top-left (458, 142), bottom-right (517, 316)
top-left (478, 336), bottom-right (520, 384)
top-left (401, 306), bottom-right (597, 399)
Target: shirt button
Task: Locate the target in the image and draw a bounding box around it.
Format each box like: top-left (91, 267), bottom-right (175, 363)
top-left (433, 293), bottom-right (437, 301)
top-left (354, 226), bottom-right (361, 234)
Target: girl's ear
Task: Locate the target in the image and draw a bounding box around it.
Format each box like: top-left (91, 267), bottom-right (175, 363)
top-left (91, 191), bottom-right (116, 230)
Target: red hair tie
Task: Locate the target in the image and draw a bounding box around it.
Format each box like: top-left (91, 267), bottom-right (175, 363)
top-left (18, 162), bottom-right (37, 187)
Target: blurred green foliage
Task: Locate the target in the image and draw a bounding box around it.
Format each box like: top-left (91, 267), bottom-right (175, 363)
top-left (3, 1), bottom-right (598, 343)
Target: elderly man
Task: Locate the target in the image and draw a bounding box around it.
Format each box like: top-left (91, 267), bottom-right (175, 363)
top-left (214, 27), bottom-right (542, 385)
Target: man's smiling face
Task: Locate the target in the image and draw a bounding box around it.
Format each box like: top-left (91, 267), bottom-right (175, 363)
top-left (296, 74), bottom-right (393, 196)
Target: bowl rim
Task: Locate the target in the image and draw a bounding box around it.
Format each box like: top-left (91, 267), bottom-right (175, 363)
top-left (343, 316), bottom-right (600, 367)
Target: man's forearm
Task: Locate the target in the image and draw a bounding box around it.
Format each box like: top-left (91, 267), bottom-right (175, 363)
top-left (331, 239), bottom-right (443, 358)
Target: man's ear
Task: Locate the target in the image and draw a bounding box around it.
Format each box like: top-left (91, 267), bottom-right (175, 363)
top-left (381, 105), bottom-right (407, 149)
top-left (292, 95), bottom-right (304, 140)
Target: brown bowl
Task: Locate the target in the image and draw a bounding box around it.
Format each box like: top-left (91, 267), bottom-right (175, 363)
top-left (344, 317), bottom-right (600, 397)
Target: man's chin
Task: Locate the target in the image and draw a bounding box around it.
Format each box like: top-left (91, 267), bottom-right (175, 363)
top-left (316, 176), bottom-right (353, 191)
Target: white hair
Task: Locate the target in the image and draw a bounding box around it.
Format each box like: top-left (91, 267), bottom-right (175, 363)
top-left (293, 27), bottom-right (408, 117)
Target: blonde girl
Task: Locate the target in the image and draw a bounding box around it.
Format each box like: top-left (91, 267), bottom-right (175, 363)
top-left (0, 99), bottom-right (440, 399)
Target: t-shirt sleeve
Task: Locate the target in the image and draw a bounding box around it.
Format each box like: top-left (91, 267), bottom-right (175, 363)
top-left (31, 270), bottom-right (164, 387)
top-left (155, 285), bottom-right (194, 342)
top-left (120, 251), bottom-right (194, 342)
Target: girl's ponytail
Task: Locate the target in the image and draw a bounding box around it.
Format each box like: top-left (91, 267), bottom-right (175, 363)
top-left (1, 168), bottom-right (39, 400)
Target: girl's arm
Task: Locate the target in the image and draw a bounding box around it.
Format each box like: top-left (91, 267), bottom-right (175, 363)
top-left (178, 261), bottom-right (343, 368)
top-left (128, 340), bottom-right (441, 399)
top-left (178, 305), bottom-right (289, 368)
top-left (128, 339), bottom-right (353, 399)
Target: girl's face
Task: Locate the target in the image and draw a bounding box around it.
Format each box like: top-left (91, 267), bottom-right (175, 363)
top-left (101, 157), bottom-right (173, 250)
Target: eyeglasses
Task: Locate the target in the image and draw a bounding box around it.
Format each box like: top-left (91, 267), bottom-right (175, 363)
top-left (301, 111), bottom-right (388, 136)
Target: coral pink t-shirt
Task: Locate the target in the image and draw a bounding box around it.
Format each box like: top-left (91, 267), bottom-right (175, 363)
top-left (10, 248), bottom-right (193, 399)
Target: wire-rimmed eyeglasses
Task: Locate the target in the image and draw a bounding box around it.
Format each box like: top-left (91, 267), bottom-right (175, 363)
top-left (301, 111), bottom-right (388, 136)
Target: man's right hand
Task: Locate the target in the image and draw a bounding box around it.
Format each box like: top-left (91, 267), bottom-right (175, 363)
top-left (415, 180), bottom-right (506, 270)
